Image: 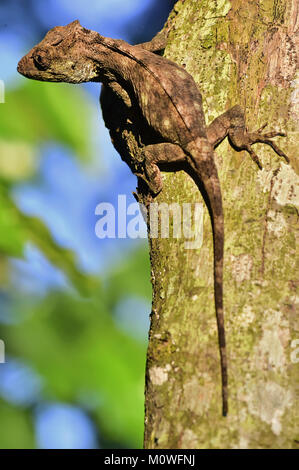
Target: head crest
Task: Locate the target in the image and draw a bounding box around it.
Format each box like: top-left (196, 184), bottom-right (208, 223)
top-left (66, 19), bottom-right (82, 31)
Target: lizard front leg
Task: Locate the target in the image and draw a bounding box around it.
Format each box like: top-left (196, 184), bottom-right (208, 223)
top-left (136, 27), bottom-right (169, 54)
top-left (136, 143), bottom-right (186, 195)
top-left (207, 105), bottom-right (289, 169)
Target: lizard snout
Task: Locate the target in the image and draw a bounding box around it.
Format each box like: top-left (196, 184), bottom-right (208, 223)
top-left (17, 55), bottom-right (30, 77)
top-left (17, 48), bottom-right (51, 79)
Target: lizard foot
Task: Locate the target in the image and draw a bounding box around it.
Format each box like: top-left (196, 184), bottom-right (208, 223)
top-left (230, 124), bottom-right (289, 170)
top-left (135, 170), bottom-right (163, 196)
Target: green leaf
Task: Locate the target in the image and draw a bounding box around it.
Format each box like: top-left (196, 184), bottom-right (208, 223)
top-left (0, 400), bottom-right (35, 449)
top-left (0, 80), bottom-right (93, 160)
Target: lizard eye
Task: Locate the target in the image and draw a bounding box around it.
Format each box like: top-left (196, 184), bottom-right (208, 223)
top-left (52, 38), bottom-right (63, 46)
top-left (32, 51), bottom-right (49, 71)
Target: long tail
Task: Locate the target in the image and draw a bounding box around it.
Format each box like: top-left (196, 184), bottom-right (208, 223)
top-left (187, 142), bottom-right (228, 416)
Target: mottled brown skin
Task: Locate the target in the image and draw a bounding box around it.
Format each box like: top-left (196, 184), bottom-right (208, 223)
top-left (17, 20), bottom-right (289, 417)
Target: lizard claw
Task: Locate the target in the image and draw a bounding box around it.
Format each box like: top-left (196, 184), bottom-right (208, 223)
top-left (259, 131), bottom-right (286, 138)
top-left (246, 146), bottom-right (263, 169)
top-left (247, 128), bottom-right (289, 165)
top-left (229, 120), bottom-right (289, 168)
top-left (256, 122), bottom-right (268, 133)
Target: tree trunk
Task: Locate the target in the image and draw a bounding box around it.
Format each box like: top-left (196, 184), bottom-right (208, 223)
top-left (143, 0), bottom-right (299, 449)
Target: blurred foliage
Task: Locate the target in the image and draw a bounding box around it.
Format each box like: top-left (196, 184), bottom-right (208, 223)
top-left (0, 75), bottom-right (151, 448)
top-left (0, 183), bottom-right (24, 257)
top-left (0, 182), bottom-right (97, 294)
top-left (0, 79), bottom-right (95, 285)
top-left (106, 246), bottom-right (152, 305)
top-left (0, 399), bottom-right (35, 449)
top-left (1, 245), bottom-right (151, 447)
top-left (0, 81), bottom-right (92, 160)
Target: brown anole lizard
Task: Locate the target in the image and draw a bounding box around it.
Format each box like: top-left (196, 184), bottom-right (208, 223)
top-left (17, 20), bottom-right (289, 416)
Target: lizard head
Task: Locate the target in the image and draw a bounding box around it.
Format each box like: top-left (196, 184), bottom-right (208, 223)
top-left (17, 20), bottom-right (99, 84)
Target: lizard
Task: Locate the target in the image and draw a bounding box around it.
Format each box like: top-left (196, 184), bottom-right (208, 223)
top-left (17, 20), bottom-right (289, 417)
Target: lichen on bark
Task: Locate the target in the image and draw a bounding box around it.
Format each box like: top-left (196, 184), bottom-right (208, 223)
top-left (143, 0), bottom-right (298, 449)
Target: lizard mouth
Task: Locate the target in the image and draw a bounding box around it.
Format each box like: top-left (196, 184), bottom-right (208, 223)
top-left (17, 56), bottom-right (26, 75)
top-left (17, 55), bottom-right (34, 78)
top-left (17, 52), bottom-right (51, 80)
top-left (17, 53), bottom-right (95, 83)
top-left (17, 54), bottom-right (55, 82)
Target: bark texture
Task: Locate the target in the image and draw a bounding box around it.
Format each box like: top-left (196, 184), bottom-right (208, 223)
top-left (144, 0), bottom-right (299, 449)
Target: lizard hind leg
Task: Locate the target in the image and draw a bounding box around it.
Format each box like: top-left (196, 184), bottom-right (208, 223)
top-left (207, 104), bottom-right (289, 169)
top-left (242, 124), bottom-right (289, 168)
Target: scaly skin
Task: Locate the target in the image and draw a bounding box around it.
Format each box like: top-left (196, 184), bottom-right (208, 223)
top-left (18, 20), bottom-right (289, 416)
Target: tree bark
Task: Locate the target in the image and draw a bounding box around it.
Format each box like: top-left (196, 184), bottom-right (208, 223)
top-left (143, 0), bottom-right (299, 449)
